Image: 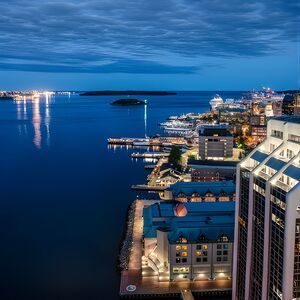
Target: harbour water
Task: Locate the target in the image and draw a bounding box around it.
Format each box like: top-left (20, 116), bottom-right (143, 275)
top-left (0, 91), bottom-right (242, 300)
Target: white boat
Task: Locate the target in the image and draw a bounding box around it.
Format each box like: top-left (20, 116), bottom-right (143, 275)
top-left (209, 94), bottom-right (224, 110)
top-left (159, 120), bottom-right (192, 128)
top-left (164, 126), bottom-right (191, 131)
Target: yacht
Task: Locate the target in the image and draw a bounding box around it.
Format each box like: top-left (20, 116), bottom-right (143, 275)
top-left (209, 94), bottom-right (223, 110)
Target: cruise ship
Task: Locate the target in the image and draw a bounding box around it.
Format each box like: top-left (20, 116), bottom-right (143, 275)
top-left (209, 94), bottom-right (223, 110)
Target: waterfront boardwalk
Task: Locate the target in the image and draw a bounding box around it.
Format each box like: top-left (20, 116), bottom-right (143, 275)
top-left (131, 152), bottom-right (170, 158)
top-left (120, 200), bottom-right (232, 298)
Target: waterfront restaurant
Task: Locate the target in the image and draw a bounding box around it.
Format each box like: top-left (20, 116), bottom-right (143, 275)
top-left (142, 201), bottom-right (234, 282)
top-left (160, 180), bottom-right (236, 202)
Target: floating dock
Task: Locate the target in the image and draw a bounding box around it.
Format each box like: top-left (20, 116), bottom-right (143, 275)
top-left (144, 165), bottom-right (156, 169)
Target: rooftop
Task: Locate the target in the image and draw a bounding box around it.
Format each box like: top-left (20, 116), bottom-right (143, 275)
top-left (271, 116), bottom-right (300, 125)
top-left (188, 159), bottom-right (238, 167)
top-left (199, 126), bottom-right (232, 137)
top-left (167, 180), bottom-right (236, 197)
top-left (143, 201), bottom-right (235, 242)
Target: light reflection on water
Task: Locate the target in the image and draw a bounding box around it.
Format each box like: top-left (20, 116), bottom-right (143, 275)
top-left (32, 98), bottom-right (41, 149)
top-left (14, 95), bottom-right (54, 149)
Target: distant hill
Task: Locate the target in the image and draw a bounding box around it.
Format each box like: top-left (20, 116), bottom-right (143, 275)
top-left (277, 90), bottom-right (300, 94)
top-left (80, 90), bottom-right (176, 96)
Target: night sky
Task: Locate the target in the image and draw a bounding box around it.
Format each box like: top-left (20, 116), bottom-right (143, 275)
top-left (0, 0), bottom-right (299, 90)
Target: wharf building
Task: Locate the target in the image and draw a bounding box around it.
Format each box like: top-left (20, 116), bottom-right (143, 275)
top-left (160, 180), bottom-right (236, 202)
top-left (189, 160), bottom-right (238, 182)
top-left (198, 126), bottom-right (233, 160)
top-left (142, 201), bottom-right (235, 282)
top-left (232, 116), bottom-right (300, 300)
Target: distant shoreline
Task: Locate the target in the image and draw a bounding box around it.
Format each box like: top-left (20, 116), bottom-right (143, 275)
top-left (79, 90), bottom-right (177, 96)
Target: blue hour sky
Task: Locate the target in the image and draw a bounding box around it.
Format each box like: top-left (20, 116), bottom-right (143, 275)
top-left (0, 0), bottom-right (299, 90)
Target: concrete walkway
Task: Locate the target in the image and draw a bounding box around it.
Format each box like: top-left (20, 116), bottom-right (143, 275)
top-left (128, 200), bottom-right (159, 270)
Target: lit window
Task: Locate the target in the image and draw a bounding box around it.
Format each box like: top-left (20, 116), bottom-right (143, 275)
top-left (196, 251), bottom-right (201, 256)
top-left (203, 245), bottom-right (208, 250)
top-left (173, 267), bottom-right (189, 273)
top-left (176, 246), bottom-right (181, 251)
top-left (180, 237), bottom-right (187, 243)
top-left (182, 245), bottom-right (187, 250)
top-left (218, 235), bottom-right (229, 242)
top-left (182, 252), bottom-right (188, 257)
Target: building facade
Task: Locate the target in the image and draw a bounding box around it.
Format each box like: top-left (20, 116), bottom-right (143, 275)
top-left (143, 201), bottom-right (234, 282)
top-left (198, 126), bottom-right (233, 160)
top-left (218, 107), bottom-right (249, 124)
top-left (249, 114), bottom-right (267, 143)
top-left (190, 161), bottom-right (237, 182)
top-left (232, 116), bottom-right (300, 300)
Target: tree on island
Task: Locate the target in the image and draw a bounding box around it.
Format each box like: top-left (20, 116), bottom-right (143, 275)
top-left (168, 146), bottom-right (182, 166)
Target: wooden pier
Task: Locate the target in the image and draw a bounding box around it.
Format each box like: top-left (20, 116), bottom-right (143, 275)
top-left (108, 137), bottom-right (188, 147)
top-left (131, 184), bottom-right (167, 191)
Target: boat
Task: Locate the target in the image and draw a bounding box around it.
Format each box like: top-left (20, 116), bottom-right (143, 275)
top-left (164, 127), bottom-right (191, 132)
top-left (167, 116), bottom-right (178, 120)
top-left (209, 94), bottom-right (224, 110)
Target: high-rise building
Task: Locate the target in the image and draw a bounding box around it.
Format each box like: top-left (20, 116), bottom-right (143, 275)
top-left (282, 93), bottom-right (300, 116)
top-left (232, 116), bottom-right (300, 300)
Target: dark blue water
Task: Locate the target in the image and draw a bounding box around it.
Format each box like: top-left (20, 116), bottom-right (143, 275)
top-left (0, 91), bottom-right (242, 300)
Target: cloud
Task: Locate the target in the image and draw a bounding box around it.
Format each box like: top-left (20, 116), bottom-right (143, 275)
top-left (0, 0), bottom-right (299, 73)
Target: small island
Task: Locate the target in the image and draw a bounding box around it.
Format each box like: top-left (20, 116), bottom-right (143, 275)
top-left (80, 90), bottom-right (176, 96)
top-left (111, 98), bottom-right (147, 106)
